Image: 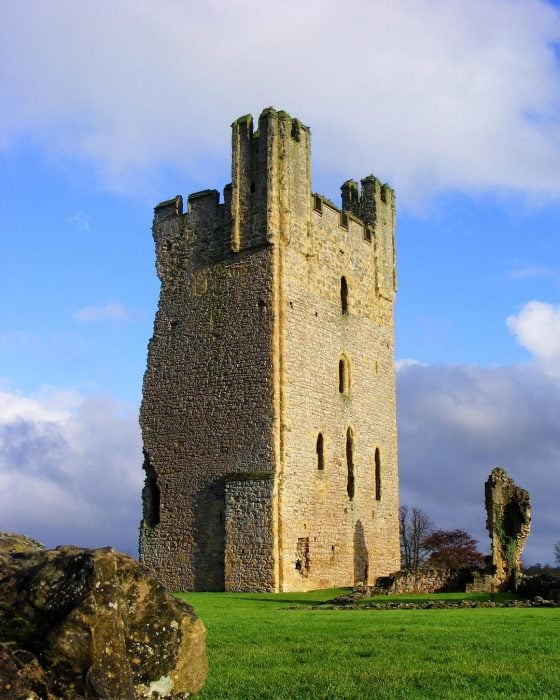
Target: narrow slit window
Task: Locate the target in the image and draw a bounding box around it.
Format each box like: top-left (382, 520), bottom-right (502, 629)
top-left (375, 448), bottom-right (382, 501)
top-left (341, 276), bottom-right (348, 314)
top-left (346, 428), bottom-right (355, 500)
top-left (339, 355), bottom-right (350, 395)
top-left (316, 433), bottom-right (325, 471)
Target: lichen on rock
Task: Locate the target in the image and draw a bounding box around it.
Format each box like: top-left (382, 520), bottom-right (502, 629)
top-left (0, 540), bottom-right (207, 698)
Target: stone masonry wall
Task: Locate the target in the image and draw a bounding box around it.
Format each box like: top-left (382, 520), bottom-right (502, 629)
top-left (140, 108), bottom-right (400, 591)
top-left (374, 569), bottom-right (470, 595)
top-left (140, 195), bottom-right (276, 591)
top-left (278, 185), bottom-right (400, 591)
top-left (225, 476), bottom-right (275, 591)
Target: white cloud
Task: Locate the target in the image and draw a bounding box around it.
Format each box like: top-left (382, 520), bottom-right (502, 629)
top-left (507, 300), bottom-right (560, 376)
top-left (0, 0), bottom-right (559, 204)
top-left (508, 266), bottom-right (556, 281)
top-left (69, 210), bottom-right (91, 232)
top-left (0, 390), bottom-right (69, 423)
top-left (395, 358), bottom-right (427, 371)
top-left (397, 361), bottom-right (560, 564)
top-left (0, 387), bottom-right (143, 554)
top-left (74, 302), bottom-right (130, 324)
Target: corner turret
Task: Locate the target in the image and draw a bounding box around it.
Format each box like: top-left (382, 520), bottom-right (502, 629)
top-left (231, 108), bottom-right (311, 251)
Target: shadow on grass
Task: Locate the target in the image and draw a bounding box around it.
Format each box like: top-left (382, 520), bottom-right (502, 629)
top-left (226, 596), bottom-right (332, 606)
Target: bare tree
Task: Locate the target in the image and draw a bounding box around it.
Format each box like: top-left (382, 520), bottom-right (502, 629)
top-left (554, 540), bottom-right (560, 567)
top-left (399, 505), bottom-right (433, 571)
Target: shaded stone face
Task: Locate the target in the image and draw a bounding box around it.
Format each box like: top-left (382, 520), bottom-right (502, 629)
top-left (0, 544), bottom-right (207, 698)
top-left (485, 467), bottom-right (531, 588)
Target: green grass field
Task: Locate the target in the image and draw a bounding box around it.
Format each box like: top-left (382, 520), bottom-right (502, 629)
top-left (179, 590), bottom-right (560, 700)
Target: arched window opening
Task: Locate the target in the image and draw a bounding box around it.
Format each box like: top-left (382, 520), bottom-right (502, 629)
top-left (316, 433), bottom-right (325, 471)
top-left (341, 276), bottom-right (349, 314)
top-left (375, 448), bottom-right (382, 501)
top-left (346, 428), bottom-right (355, 500)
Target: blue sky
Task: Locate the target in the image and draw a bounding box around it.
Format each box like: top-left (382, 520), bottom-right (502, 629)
top-left (1, 0), bottom-right (560, 564)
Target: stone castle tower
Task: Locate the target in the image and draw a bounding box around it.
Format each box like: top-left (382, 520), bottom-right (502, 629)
top-left (139, 108), bottom-right (400, 591)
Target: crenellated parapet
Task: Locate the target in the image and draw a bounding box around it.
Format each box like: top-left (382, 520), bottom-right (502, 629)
top-left (151, 108), bottom-right (396, 301)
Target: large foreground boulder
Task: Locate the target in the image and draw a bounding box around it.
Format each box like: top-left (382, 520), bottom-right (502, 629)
top-left (0, 540), bottom-right (207, 699)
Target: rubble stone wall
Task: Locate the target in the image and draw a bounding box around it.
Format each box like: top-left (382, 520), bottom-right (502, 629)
top-left (224, 475), bottom-right (275, 591)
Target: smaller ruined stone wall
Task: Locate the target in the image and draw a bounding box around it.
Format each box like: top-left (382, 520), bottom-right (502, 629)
top-left (373, 569), bottom-right (470, 595)
top-left (465, 571), bottom-right (503, 593)
top-left (485, 467), bottom-right (531, 589)
top-left (225, 475), bottom-right (275, 592)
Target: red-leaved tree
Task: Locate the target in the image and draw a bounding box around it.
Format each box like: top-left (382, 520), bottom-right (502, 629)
top-left (423, 529), bottom-right (485, 570)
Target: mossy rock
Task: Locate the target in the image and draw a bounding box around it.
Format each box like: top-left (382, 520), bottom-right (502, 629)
top-left (0, 532), bottom-right (45, 554)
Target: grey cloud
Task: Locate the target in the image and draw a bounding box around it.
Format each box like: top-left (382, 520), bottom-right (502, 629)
top-left (1, 364), bottom-right (558, 567)
top-left (397, 362), bottom-right (560, 564)
top-left (0, 394), bottom-right (143, 555)
top-left (1, 0), bottom-right (559, 204)
top-left (0, 420), bottom-right (67, 479)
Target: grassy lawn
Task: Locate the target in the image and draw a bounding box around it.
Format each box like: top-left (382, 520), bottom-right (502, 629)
top-left (178, 590), bottom-right (560, 700)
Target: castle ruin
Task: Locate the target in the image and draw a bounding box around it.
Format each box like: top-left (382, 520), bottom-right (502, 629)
top-left (139, 108), bottom-right (400, 591)
top-left (485, 467), bottom-right (531, 589)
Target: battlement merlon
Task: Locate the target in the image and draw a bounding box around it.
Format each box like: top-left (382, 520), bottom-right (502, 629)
top-left (154, 195), bottom-right (183, 221)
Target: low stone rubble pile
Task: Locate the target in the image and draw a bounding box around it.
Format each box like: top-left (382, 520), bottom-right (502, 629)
top-left (518, 573), bottom-right (560, 603)
top-left (317, 596), bottom-right (557, 610)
